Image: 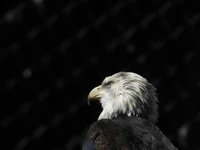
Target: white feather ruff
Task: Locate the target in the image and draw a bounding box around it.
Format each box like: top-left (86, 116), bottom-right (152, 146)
top-left (98, 72), bottom-right (158, 123)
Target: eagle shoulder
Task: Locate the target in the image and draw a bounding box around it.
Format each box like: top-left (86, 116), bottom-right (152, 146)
top-left (83, 116), bottom-right (178, 150)
top-left (83, 119), bottom-right (132, 150)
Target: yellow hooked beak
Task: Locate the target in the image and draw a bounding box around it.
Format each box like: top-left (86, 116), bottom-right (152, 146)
top-left (87, 85), bottom-right (102, 105)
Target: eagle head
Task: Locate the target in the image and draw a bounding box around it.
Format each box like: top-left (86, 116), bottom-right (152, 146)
top-left (88, 72), bottom-right (158, 124)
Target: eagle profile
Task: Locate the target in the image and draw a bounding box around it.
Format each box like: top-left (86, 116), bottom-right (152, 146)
top-left (83, 72), bottom-right (178, 150)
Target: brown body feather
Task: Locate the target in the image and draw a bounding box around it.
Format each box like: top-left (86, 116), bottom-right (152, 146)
top-left (83, 116), bottom-right (178, 150)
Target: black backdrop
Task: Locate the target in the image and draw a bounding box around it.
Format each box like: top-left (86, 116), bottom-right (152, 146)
top-left (1, 0), bottom-right (200, 150)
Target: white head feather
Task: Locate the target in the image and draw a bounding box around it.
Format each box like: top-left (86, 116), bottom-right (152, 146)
top-left (97, 72), bottom-right (158, 124)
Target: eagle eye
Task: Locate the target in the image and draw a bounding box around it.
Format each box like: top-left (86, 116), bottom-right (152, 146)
top-left (103, 81), bottom-right (113, 87)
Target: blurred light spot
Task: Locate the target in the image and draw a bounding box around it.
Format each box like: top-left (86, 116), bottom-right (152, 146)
top-left (1, 117), bottom-right (13, 128)
top-left (178, 122), bottom-right (190, 147)
top-left (180, 91), bottom-right (189, 100)
top-left (72, 68), bottom-right (82, 79)
top-left (33, 0), bottom-right (43, 4)
top-left (167, 65), bottom-right (177, 77)
top-left (170, 25), bottom-right (185, 40)
top-left (182, 51), bottom-right (195, 63)
top-left (106, 39), bottom-right (121, 52)
top-left (110, 2), bottom-right (124, 16)
top-left (9, 42), bottom-right (21, 54)
top-left (58, 39), bottom-right (72, 53)
top-left (22, 68), bottom-right (32, 78)
top-left (164, 102), bottom-right (175, 113)
top-left (4, 10), bottom-right (16, 22)
top-left (4, 3), bottom-right (24, 22)
top-left (55, 78), bottom-right (66, 89)
top-left (126, 44), bottom-right (135, 53)
top-left (76, 26), bottom-right (89, 39)
top-left (123, 26), bottom-right (137, 40)
top-left (149, 40), bottom-right (165, 51)
top-left (178, 123), bottom-right (190, 138)
top-left (18, 102), bottom-right (33, 116)
top-left (50, 113), bottom-right (65, 127)
top-left (40, 54), bottom-right (51, 65)
top-left (188, 13), bottom-right (200, 27)
top-left (136, 53), bottom-right (148, 64)
top-left (37, 89), bottom-right (50, 102)
top-left (28, 28), bottom-right (41, 39)
top-left (62, 2), bottom-right (78, 15)
top-left (158, 1), bottom-right (172, 15)
top-left (33, 125), bottom-right (48, 139)
top-left (5, 77), bottom-right (18, 90)
top-left (44, 14), bottom-right (59, 28)
top-left (14, 136), bottom-right (30, 150)
top-left (140, 13), bottom-right (156, 28)
top-left (93, 13), bottom-right (108, 28)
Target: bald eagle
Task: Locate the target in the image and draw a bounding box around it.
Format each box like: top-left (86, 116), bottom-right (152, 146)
top-left (83, 72), bottom-right (178, 150)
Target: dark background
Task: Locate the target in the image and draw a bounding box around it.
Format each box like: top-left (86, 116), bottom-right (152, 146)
top-left (0, 0), bottom-right (200, 150)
